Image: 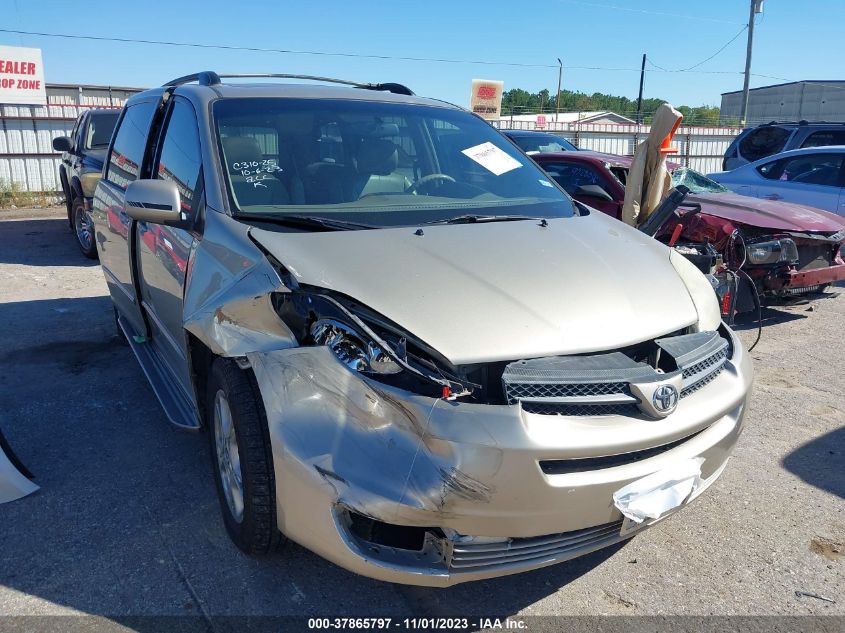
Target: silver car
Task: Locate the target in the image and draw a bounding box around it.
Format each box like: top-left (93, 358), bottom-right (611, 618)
top-left (709, 145), bottom-right (845, 216)
top-left (92, 72), bottom-right (752, 586)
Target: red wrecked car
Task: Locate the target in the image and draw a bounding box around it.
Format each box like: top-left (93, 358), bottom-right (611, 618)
top-left (532, 151), bottom-right (845, 315)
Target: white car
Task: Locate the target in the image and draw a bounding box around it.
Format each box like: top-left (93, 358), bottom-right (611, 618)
top-left (708, 146), bottom-right (845, 216)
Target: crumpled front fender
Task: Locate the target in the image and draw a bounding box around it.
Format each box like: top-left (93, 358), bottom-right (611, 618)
top-left (182, 215), bottom-right (298, 357)
top-left (247, 347), bottom-right (501, 528)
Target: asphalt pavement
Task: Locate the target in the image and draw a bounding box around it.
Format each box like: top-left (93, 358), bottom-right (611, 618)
top-left (0, 209), bottom-right (842, 628)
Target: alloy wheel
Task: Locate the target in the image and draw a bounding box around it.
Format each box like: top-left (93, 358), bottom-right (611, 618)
top-left (74, 204), bottom-right (94, 251)
top-left (213, 390), bottom-right (244, 523)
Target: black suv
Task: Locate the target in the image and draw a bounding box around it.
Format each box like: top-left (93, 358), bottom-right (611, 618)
top-left (723, 121), bottom-right (845, 171)
top-left (53, 109), bottom-right (120, 257)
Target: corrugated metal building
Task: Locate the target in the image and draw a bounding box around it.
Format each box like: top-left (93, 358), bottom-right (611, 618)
top-left (721, 80), bottom-right (845, 125)
top-left (0, 83), bottom-right (142, 192)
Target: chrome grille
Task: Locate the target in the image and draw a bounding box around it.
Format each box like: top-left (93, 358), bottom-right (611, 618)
top-left (680, 346), bottom-right (728, 399)
top-left (682, 347), bottom-right (726, 380)
top-left (449, 520), bottom-right (624, 572)
top-left (522, 402), bottom-right (640, 417)
top-left (505, 381), bottom-right (629, 404)
top-left (502, 331), bottom-right (730, 416)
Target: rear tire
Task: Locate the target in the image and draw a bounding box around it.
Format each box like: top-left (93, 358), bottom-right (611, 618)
top-left (72, 196), bottom-right (98, 259)
top-left (207, 358), bottom-right (284, 555)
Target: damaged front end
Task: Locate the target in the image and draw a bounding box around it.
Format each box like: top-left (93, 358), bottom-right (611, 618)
top-left (272, 286), bottom-right (474, 400)
top-left (659, 207), bottom-right (845, 320)
top-left (237, 265), bottom-right (751, 585)
top-left (179, 220), bottom-right (750, 586)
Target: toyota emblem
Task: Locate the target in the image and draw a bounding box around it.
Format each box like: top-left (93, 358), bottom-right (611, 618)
top-left (652, 384), bottom-right (679, 414)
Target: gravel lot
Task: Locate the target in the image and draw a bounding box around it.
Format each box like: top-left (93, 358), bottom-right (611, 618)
top-left (0, 209), bottom-right (842, 625)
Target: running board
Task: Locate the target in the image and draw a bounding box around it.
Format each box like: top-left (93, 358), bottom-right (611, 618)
top-left (118, 315), bottom-right (201, 430)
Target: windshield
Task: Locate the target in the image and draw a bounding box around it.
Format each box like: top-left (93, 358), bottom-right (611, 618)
top-left (213, 98), bottom-right (575, 227)
top-left (509, 133), bottom-right (577, 154)
top-left (670, 167), bottom-right (729, 194)
top-left (84, 112), bottom-right (120, 149)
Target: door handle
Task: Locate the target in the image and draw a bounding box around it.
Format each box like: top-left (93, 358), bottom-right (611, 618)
top-left (764, 193), bottom-right (782, 201)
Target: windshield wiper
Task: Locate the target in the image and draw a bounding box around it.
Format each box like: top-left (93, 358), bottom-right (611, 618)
top-left (422, 214), bottom-right (545, 225)
top-left (236, 213), bottom-right (376, 231)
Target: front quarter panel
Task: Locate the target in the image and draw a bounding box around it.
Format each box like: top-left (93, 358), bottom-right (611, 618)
top-left (182, 209), bottom-right (298, 357)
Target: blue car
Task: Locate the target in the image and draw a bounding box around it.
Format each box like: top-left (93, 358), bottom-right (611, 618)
top-left (708, 146), bottom-right (845, 217)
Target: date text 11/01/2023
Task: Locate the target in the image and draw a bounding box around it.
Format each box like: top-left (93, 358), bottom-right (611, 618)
top-left (307, 618), bottom-right (527, 630)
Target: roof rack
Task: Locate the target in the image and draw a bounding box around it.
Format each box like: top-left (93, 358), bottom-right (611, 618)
top-left (762, 120), bottom-right (845, 126)
top-left (162, 72), bottom-right (414, 95)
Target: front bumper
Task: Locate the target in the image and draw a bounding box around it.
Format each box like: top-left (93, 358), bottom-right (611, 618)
top-left (247, 326), bottom-right (752, 587)
top-left (768, 262), bottom-right (845, 291)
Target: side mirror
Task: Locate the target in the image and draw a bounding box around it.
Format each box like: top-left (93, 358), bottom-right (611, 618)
top-left (124, 179), bottom-right (183, 224)
top-left (52, 136), bottom-right (73, 152)
top-left (574, 184), bottom-right (613, 202)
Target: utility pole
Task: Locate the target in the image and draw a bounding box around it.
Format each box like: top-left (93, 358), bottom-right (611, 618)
top-left (555, 58), bottom-right (562, 123)
top-left (636, 53), bottom-right (646, 125)
top-left (740, 0), bottom-right (765, 126)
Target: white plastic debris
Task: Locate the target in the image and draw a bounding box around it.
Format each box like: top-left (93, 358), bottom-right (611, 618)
top-left (0, 438), bottom-right (39, 504)
top-left (613, 457), bottom-right (704, 525)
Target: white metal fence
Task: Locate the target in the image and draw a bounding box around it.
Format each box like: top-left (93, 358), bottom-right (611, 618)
top-left (0, 84), bottom-right (141, 193)
top-left (2, 91), bottom-right (743, 193)
top-left (493, 119), bottom-right (742, 174)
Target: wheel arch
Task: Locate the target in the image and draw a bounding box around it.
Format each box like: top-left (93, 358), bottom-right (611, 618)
top-left (187, 332), bottom-right (216, 429)
top-left (69, 175), bottom-right (84, 199)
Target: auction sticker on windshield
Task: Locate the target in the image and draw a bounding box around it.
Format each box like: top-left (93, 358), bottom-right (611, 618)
top-left (461, 142), bottom-right (522, 176)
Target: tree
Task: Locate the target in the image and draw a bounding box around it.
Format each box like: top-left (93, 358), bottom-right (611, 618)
top-left (500, 87), bottom-right (722, 125)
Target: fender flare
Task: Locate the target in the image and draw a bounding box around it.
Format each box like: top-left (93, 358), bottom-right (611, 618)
top-left (70, 176), bottom-right (84, 200)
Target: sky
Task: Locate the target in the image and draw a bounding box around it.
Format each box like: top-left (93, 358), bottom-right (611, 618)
top-left (2, 0), bottom-right (843, 111)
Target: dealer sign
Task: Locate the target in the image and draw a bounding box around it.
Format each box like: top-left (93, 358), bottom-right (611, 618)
top-left (0, 46), bottom-right (47, 106)
top-left (470, 79), bottom-right (504, 121)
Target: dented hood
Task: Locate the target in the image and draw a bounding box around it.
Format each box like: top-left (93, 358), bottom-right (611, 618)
top-left (250, 212), bottom-right (698, 364)
top-left (689, 192), bottom-right (845, 233)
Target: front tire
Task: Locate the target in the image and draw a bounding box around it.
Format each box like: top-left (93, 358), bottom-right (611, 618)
top-left (61, 173), bottom-right (73, 228)
top-left (72, 197), bottom-right (98, 259)
top-left (207, 358), bottom-right (284, 554)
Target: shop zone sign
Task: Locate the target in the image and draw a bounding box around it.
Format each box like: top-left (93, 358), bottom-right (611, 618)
top-left (0, 46), bottom-right (47, 106)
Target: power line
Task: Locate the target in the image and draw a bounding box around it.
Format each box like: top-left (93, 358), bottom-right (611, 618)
top-left (557, 0), bottom-right (744, 25)
top-left (0, 27), bottom-right (819, 87)
top-left (679, 25), bottom-right (748, 71)
top-left (648, 25), bottom-right (748, 73)
top-left (0, 28), bottom-right (559, 69)
top-left (0, 28), bottom-right (750, 75)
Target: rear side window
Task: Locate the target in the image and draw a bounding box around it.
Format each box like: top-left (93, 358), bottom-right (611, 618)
top-left (84, 112), bottom-right (120, 150)
top-left (70, 116), bottom-right (82, 149)
top-left (155, 99), bottom-right (202, 215)
top-left (541, 162), bottom-right (610, 195)
top-left (757, 153), bottom-right (844, 187)
top-left (510, 134), bottom-right (576, 153)
top-left (106, 101), bottom-right (157, 189)
top-left (739, 126), bottom-right (791, 162)
top-left (801, 130), bottom-right (845, 148)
